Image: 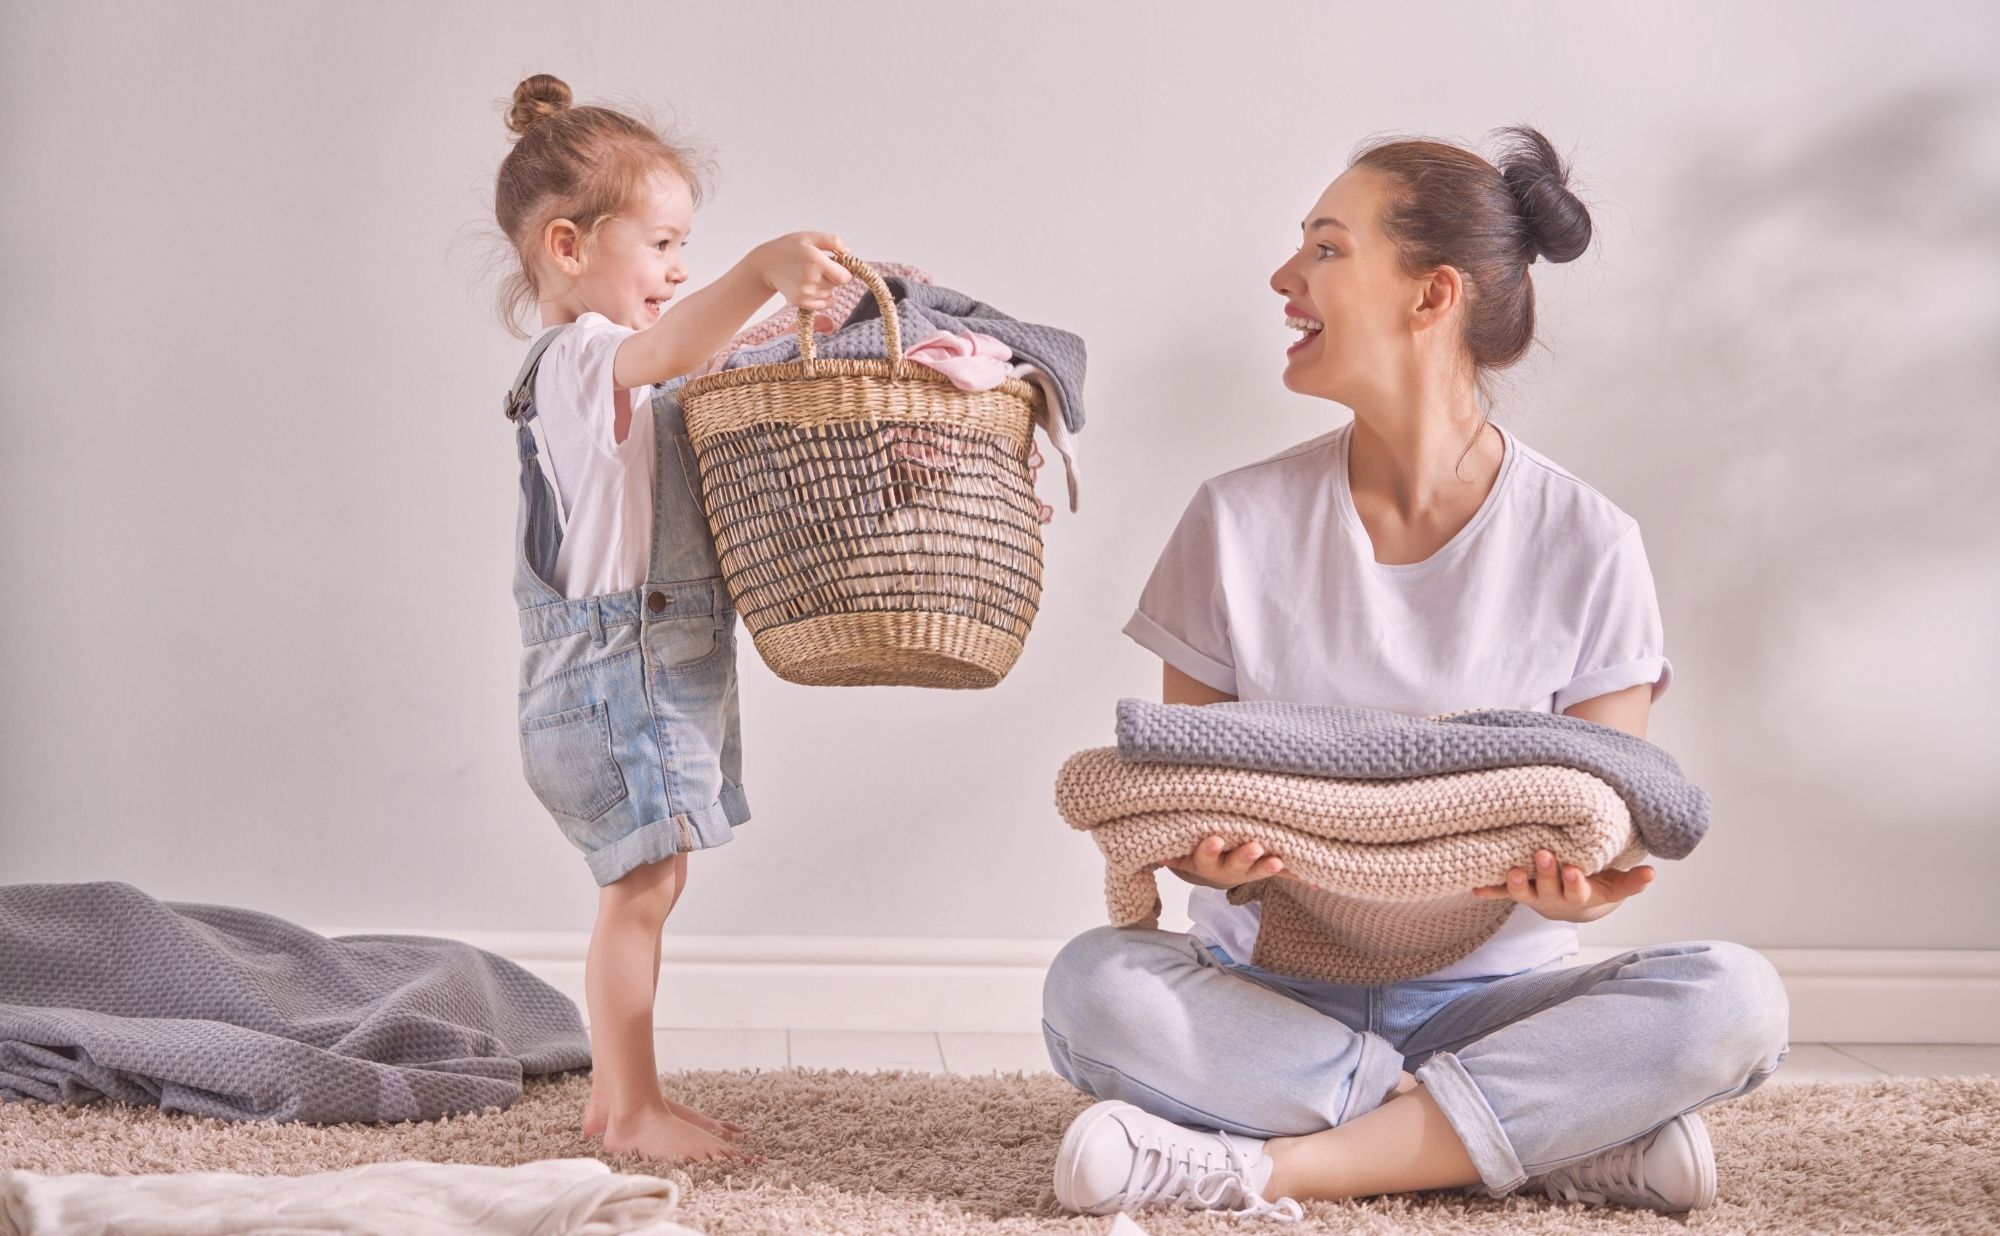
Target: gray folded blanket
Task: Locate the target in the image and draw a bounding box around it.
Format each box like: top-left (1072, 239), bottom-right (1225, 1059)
top-left (0, 882), bottom-right (590, 1124)
top-left (1115, 698), bottom-right (1709, 859)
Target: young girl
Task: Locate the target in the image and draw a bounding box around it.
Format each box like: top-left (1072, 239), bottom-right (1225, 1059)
top-left (492, 74), bottom-right (849, 1163)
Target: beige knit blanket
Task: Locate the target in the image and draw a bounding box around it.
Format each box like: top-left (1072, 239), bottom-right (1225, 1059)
top-left (1055, 748), bottom-right (1649, 984)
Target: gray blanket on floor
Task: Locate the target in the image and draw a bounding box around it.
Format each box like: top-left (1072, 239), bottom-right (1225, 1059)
top-left (0, 882), bottom-right (591, 1124)
top-left (1114, 698), bottom-right (1710, 859)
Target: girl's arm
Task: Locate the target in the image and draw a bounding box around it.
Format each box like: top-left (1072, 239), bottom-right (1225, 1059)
top-left (613, 232), bottom-right (849, 390)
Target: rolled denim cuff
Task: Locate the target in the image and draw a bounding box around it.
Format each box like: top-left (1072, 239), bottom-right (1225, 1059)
top-left (1416, 1050), bottom-right (1528, 1196)
top-left (1338, 1031), bottom-right (1410, 1125)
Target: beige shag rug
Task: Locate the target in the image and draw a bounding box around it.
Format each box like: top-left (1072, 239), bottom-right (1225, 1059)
top-left (3, 1070), bottom-right (1997, 1234)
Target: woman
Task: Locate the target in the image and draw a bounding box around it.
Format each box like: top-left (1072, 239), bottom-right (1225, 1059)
top-left (1041, 127), bottom-right (1790, 1220)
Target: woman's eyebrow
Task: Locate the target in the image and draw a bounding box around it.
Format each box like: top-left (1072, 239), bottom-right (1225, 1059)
top-left (1303, 216), bottom-right (1350, 234)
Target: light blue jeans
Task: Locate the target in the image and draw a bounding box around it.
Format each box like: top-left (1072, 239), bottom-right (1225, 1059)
top-left (1041, 926), bottom-right (1790, 1197)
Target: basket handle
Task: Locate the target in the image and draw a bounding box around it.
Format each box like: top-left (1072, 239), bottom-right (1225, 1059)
top-left (796, 252), bottom-right (904, 378)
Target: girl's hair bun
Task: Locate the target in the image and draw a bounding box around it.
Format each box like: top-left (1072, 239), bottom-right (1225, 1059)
top-left (1495, 125), bottom-right (1592, 265)
top-left (507, 74), bottom-right (573, 138)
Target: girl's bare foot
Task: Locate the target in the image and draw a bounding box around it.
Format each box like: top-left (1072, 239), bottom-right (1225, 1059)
top-left (584, 1084), bottom-right (747, 1142)
top-left (601, 1102), bottom-right (757, 1164)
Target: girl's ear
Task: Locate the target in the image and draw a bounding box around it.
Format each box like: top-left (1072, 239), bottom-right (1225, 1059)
top-left (542, 218), bottom-right (583, 276)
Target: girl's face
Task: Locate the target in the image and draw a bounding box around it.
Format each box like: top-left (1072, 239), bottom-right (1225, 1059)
top-left (1268, 168), bottom-right (1419, 405)
top-left (552, 168), bottom-right (694, 331)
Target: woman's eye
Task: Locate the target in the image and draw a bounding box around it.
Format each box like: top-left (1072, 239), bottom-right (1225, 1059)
top-left (1318, 244), bottom-right (1339, 259)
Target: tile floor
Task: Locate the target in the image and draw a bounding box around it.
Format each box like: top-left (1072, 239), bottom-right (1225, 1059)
top-left (640, 1031), bottom-right (2000, 1081)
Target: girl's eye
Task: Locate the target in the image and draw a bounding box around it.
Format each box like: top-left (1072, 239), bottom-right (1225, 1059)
top-left (1317, 244), bottom-right (1339, 259)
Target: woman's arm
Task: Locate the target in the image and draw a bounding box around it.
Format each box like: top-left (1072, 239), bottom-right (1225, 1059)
top-left (1561, 680), bottom-right (1651, 739)
top-left (1163, 662), bottom-right (1236, 706)
top-left (1475, 681), bottom-right (1661, 919)
top-left (1158, 662), bottom-right (1288, 888)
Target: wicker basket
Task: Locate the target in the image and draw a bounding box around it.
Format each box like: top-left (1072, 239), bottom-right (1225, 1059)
top-left (679, 254), bottom-right (1045, 688)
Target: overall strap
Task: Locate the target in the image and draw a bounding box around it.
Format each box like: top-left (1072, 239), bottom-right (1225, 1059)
top-left (503, 325), bottom-right (571, 422)
top-left (505, 324), bottom-right (574, 540)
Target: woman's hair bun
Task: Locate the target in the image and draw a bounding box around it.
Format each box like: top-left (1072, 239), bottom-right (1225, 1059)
top-left (1495, 125), bottom-right (1592, 265)
top-left (507, 74), bottom-right (573, 138)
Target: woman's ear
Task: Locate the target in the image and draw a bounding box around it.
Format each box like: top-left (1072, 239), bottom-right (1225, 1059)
top-left (1410, 265), bottom-right (1464, 334)
top-left (541, 218), bottom-right (583, 277)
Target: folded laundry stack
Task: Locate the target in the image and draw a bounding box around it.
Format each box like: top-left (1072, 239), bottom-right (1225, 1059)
top-left (1055, 699), bottom-right (1711, 984)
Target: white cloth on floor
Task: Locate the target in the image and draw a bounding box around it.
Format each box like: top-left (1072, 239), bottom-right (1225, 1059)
top-left (0, 1158), bottom-right (701, 1236)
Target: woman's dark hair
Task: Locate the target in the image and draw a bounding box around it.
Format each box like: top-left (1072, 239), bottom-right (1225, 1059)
top-left (1350, 125), bottom-right (1592, 377)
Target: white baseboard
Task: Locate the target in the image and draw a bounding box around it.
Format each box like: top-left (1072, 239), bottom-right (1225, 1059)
top-left (314, 928), bottom-right (2000, 1044)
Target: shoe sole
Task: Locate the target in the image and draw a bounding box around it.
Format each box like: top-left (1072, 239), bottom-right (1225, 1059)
top-left (1053, 1099), bottom-right (1133, 1215)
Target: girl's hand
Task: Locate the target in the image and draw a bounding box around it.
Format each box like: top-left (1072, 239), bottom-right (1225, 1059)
top-left (1471, 849), bottom-right (1656, 923)
top-left (1158, 835), bottom-right (1298, 891)
top-left (751, 232), bottom-right (852, 311)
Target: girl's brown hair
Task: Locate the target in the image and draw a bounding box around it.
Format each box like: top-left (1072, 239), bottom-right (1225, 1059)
top-left (1350, 125), bottom-right (1592, 387)
top-left (492, 74), bottom-right (709, 336)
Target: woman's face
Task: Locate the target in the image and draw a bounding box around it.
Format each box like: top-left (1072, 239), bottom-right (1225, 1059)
top-left (1269, 168), bottom-right (1415, 404)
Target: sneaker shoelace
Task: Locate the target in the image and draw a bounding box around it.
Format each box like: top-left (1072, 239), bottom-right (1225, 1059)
top-left (1121, 1128), bottom-right (1305, 1222)
top-left (1539, 1137), bottom-right (1648, 1207)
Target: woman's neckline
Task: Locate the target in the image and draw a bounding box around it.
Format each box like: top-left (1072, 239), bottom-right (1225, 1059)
top-left (1332, 418), bottom-right (1516, 574)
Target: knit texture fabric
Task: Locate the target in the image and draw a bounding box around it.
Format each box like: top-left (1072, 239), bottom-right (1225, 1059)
top-left (1055, 752), bottom-right (1650, 984)
top-left (1116, 698), bottom-right (1709, 859)
top-left (0, 882), bottom-right (591, 1123)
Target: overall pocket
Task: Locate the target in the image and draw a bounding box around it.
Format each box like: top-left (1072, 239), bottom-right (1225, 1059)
top-left (520, 700), bottom-right (628, 820)
top-left (646, 610), bottom-right (726, 672)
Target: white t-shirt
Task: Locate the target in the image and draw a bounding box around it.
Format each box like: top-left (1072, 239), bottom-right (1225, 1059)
top-left (1122, 419), bottom-right (1671, 980)
top-left (531, 313), bottom-right (657, 599)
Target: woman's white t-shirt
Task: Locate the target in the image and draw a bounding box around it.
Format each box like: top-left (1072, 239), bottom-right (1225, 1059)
top-left (531, 312), bottom-right (657, 599)
top-left (1122, 419), bottom-right (1671, 980)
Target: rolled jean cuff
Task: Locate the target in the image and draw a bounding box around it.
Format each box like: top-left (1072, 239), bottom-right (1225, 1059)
top-left (1339, 1032), bottom-right (1410, 1125)
top-left (1415, 1050), bottom-right (1527, 1196)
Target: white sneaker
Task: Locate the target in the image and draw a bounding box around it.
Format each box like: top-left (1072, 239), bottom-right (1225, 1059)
top-left (1527, 1111), bottom-right (1717, 1212)
top-left (1052, 1100), bottom-right (1304, 1221)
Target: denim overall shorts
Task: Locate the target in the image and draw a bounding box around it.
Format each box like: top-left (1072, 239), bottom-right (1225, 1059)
top-left (504, 327), bottom-right (750, 886)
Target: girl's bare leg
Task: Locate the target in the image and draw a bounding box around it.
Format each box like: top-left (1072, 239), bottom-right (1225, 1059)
top-left (1261, 1071), bottom-right (1485, 1201)
top-left (582, 855), bottom-right (745, 1141)
top-left (581, 853), bottom-right (750, 1162)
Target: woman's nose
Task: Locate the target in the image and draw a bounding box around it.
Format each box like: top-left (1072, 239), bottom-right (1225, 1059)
top-left (1269, 255), bottom-right (1298, 295)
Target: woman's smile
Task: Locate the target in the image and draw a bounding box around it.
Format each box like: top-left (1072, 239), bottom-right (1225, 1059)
top-left (1285, 305), bottom-right (1324, 355)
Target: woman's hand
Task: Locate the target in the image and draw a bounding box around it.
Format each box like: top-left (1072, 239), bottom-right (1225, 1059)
top-left (1158, 835), bottom-right (1296, 890)
top-left (1471, 849), bottom-right (1656, 923)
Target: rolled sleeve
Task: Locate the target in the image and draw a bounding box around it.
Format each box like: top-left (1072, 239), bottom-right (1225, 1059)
top-left (1124, 609), bottom-right (1238, 696)
top-left (1555, 523), bottom-right (1671, 712)
top-left (1553, 655), bottom-right (1673, 712)
top-left (1125, 484), bottom-right (1239, 695)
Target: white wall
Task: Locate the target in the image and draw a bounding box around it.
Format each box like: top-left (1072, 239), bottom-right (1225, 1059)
top-left (3, 0), bottom-right (1995, 955)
